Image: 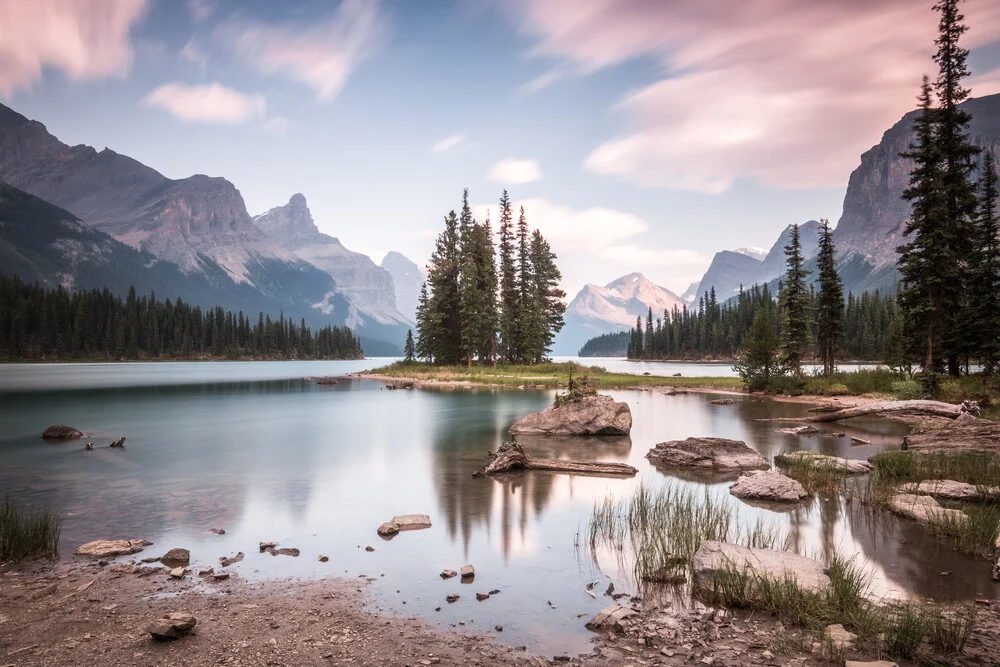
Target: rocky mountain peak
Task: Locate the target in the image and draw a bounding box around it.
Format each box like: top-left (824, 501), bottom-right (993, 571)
top-left (254, 193), bottom-right (325, 243)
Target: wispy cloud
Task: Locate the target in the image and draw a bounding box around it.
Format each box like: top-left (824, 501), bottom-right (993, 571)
top-left (179, 39), bottom-right (208, 69)
top-left (432, 134), bottom-right (466, 153)
top-left (141, 82), bottom-right (266, 123)
top-left (213, 0), bottom-right (391, 101)
top-left (186, 0), bottom-right (213, 22)
top-left (509, 0), bottom-right (1000, 193)
top-left (488, 158), bottom-right (542, 184)
top-left (0, 0), bottom-right (148, 96)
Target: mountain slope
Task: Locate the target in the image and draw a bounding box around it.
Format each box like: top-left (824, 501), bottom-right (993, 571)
top-left (553, 273), bottom-right (685, 355)
top-left (381, 251), bottom-right (425, 322)
top-left (253, 194), bottom-right (412, 337)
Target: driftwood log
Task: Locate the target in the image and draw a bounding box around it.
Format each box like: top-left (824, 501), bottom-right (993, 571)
top-left (473, 442), bottom-right (637, 478)
top-left (766, 400), bottom-right (964, 424)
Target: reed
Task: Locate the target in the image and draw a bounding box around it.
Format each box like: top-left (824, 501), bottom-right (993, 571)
top-left (0, 496), bottom-right (61, 562)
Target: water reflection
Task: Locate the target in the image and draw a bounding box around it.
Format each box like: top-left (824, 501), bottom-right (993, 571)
top-left (0, 364), bottom-right (997, 655)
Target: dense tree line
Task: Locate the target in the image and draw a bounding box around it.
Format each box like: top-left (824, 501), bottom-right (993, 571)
top-left (0, 275), bottom-right (362, 360)
top-left (579, 331), bottom-right (630, 357)
top-left (415, 190), bottom-right (566, 365)
top-left (897, 0), bottom-right (1000, 378)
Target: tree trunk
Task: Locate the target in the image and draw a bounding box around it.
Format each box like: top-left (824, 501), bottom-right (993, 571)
top-left (474, 442), bottom-right (637, 478)
top-left (803, 400), bottom-right (963, 422)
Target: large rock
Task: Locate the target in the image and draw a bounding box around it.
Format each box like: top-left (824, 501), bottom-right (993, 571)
top-left (41, 424), bottom-right (84, 439)
top-left (777, 450), bottom-right (872, 474)
top-left (510, 395), bottom-right (631, 436)
top-left (646, 438), bottom-right (768, 471)
top-left (159, 548), bottom-right (190, 568)
top-left (146, 612), bottom-right (197, 640)
top-left (899, 479), bottom-right (1000, 501)
top-left (377, 514), bottom-right (432, 537)
top-left (74, 539), bottom-right (150, 558)
top-left (585, 603), bottom-right (635, 631)
top-left (888, 493), bottom-right (968, 527)
top-left (692, 541), bottom-right (831, 594)
top-left (729, 470), bottom-right (809, 503)
top-left (904, 422), bottom-right (1000, 455)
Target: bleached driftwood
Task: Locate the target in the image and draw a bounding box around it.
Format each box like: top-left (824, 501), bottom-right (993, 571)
top-left (474, 442), bottom-right (637, 478)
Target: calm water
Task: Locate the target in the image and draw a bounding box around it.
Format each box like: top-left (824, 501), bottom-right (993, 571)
top-left (1, 361), bottom-right (997, 655)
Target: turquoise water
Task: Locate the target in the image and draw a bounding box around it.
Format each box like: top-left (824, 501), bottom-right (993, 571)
top-left (0, 361), bottom-right (996, 655)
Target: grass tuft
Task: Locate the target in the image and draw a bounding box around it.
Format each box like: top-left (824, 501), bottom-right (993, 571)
top-left (0, 496), bottom-right (61, 562)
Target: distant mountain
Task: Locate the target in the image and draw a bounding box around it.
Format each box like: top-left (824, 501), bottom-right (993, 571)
top-left (833, 92), bottom-right (1000, 284)
top-left (0, 102), bottom-right (402, 344)
top-left (694, 221), bottom-right (821, 304)
top-left (735, 247), bottom-right (767, 261)
top-left (381, 251), bottom-right (424, 322)
top-left (553, 273), bottom-right (685, 355)
top-left (680, 280), bottom-right (701, 305)
top-left (253, 194), bottom-right (412, 340)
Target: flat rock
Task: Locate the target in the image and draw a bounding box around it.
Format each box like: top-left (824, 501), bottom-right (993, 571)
top-left (646, 438), bottom-right (768, 471)
top-left (258, 541), bottom-right (279, 552)
top-left (709, 398), bottom-right (735, 405)
top-left (898, 479), bottom-right (1000, 500)
top-left (585, 603), bottom-right (635, 631)
top-left (377, 522), bottom-right (399, 537)
top-left (824, 623), bottom-right (856, 651)
top-left (169, 567), bottom-right (186, 579)
top-left (208, 528), bottom-right (226, 535)
top-left (509, 395), bottom-right (632, 436)
top-left (74, 539), bottom-right (150, 559)
top-left (729, 470), bottom-right (810, 503)
top-left (440, 569), bottom-right (457, 579)
top-left (41, 424), bottom-right (84, 439)
top-left (476, 592), bottom-right (490, 601)
top-left (845, 662), bottom-right (899, 667)
top-left (378, 514), bottom-right (431, 536)
top-left (268, 547), bottom-right (300, 557)
top-left (219, 552), bottom-right (244, 567)
top-left (159, 547), bottom-right (190, 567)
top-left (776, 425), bottom-right (820, 435)
top-left (777, 450), bottom-right (872, 474)
top-left (904, 422), bottom-right (1000, 455)
top-left (146, 612), bottom-right (197, 641)
top-left (888, 493), bottom-right (968, 527)
top-left (692, 541), bottom-right (831, 594)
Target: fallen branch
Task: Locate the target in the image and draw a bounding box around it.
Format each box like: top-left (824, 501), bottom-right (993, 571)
top-left (473, 442), bottom-right (637, 478)
top-left (764, 400), bottom-right (963, 424)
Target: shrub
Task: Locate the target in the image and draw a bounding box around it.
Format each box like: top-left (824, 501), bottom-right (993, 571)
top-left (0, 497), bottom-right (61, 561)
top-left (891, 379), bottom-right (924, 400)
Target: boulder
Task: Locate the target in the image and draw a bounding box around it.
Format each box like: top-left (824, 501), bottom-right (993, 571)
top-left (146, 612), bottom-right (197, 640)
top-left (440, 569), bottom-right (457, 579)
top-left (169, 567), bottom-right (186, 579)
top-left (903, 422), bottom-right (1000, 455)
top-left (776, 425), bottom-right (821, 435)
top-left (692, 541), bottom-right (831, 594)
top-left (41, 424), bottom-right (84, 439)
top-left (729, 470), bottom-right (810, 503)
top-left (509, 395), bottom-right (631, 436)
top-left (476, 592), bottom-right (490, 601)
top-left (646, 438), bottom-right (768, 471)
top-left (74, 539), bottom-right (150, 558)
top-left (378, 514), bottom-right (431, 537)
top-left (585, 603), bottom-right (635, 631)
top-left (898, 479), bottom-right (1000, 501)
top-left (446, 593), bottom-right (460, 603)
top-left (888, 493), bottom-right (968, 527)
top-left (777, 451), bottom-right (872, 474)
top-left (160, 548), bottom-right (190, 568)
top-left (460, 564), bottom-right (475, 579)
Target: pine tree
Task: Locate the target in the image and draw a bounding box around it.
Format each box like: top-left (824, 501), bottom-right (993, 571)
top-left (898, 77), bottom-right (950, 373)
top-left (425, 210), bottom-right (463, 364)
top-left (497, 191), bottom-right (518, 362)
top-left (814, 219), bottom-right (844, 377)
top-left (933, 0), bottom-right (980, 375)
top-left (526, 229), bottom-right (566, 362)
top-left (779, 224), bottom-right (811, 377)
top-left (734, 305), bottom-right (781, 391)
top-left (513, 206), bottom-right (534, 362)
top-left (404, 329), bottom-right (415, 362)
top-left (966, 152), bottom-right (1000, 373)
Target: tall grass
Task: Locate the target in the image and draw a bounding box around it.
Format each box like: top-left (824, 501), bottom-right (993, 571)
top-left (775, 452), bottom-right (850, 494)
top-left (0, 497), bottom-right (61, 561)
top-left (801, 368), bottom-right (903, 396)
top-left (588, 482), bottom-right (779, 584)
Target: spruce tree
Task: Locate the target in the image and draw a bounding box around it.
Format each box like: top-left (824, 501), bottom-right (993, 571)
top-left (779, 224), bottom-right (811, 377)
top-left (527, 229), bottom-right (566, 362)
top-left (404, 329), bottom-right (415, 362)
top-left (933, 0), bottom-right (980, 375)
top-left (497, 191), bottom-right (518, 362)
top-left (424, 211), bottom-right (463, 364)
top-left (514, 206), bottom-right (535, 363)
top-left (814, 219), bottom-right (844, 377)
top-left (898, 77), bottom-right (950, 373)
top-left (966, 152), bottom-right (1000, 373)
top-left (734, 305), bottom-right (781, 391)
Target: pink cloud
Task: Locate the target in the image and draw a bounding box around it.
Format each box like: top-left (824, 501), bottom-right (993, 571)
top-left (511, 0), bottom-right (1000, 192)
top-left (214, 0), bottom-right (390, 101)
top-left (142, 82), bottom-right (266, 124)
top-left (0, 0), bottom-right (148, 96)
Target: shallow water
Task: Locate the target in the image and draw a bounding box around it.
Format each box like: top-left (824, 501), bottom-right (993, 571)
top-left (1, 361), bottom-right (997, 656)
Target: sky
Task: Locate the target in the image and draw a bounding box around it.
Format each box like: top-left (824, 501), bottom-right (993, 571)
top-left (3, 0), bottom-right (1000, 298)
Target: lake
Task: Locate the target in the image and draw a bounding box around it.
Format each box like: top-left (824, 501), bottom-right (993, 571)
top-left (1, 359), bottom-right (997, 656)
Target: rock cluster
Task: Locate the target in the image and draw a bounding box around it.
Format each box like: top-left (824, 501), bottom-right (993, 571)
top-left (509, 395), bottom-right (632, 436)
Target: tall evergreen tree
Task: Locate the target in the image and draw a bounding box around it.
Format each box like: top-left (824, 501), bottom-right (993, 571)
top-left (526, 229), bottom-right (566, 362)
top-left (404, 329), bottom-right (416, 362)
top-left (425, 211), bottom-right (463, 364)
top-left (779, 224), bottom-right (811, 377)
top-left (966, 152), bottom-right (1000, 373)
top-left (734, 305), bottom-right (781, 391)
top-left (415, 282), bottom-right (432, 361)
top-left (497, 191), bottom-right (518, 362)
top-left (814, 219), bottom-right (844, 377)
top-left (898, 77), bottom-right (950, 373)
top-left (933, 0), bottom-right (980, 375)
top-left (514, 206), bottom-right (535, 362)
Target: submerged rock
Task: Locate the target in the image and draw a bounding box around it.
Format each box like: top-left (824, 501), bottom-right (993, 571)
top-left (709, 398), bottom-right (735, 406)
top-left (777, 450), bottom-right (872, 474)
top-left (146, 612), bottom-right (197, 641)
top-left (692, 541), bottom-right (831, 594)
top-left (729, 470), bottom-right (810, 503)
top-left (899, 479), bottom-right (1000, 501)
top-left (509, 395), bottom-right (632, 436)
top-left (75, 539), bottom-right (150, 559)
top-left (646, 438), bottom-right (768, 471)
top-left (41, 424), bottom-right (84, 439)
top-left (775, 425), bottom-right (820, 436)
top-left (219, 552), bottom-right (244, 567)
top-left (377, 514), bottom-right (432, 537)
top-left (888, 493), bottom-right (968, 527)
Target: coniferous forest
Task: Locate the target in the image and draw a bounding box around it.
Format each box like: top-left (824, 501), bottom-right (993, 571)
top-left (0, 275), bottom-right (363, 361)
top-left (415, 189), bottom-right (566, 365)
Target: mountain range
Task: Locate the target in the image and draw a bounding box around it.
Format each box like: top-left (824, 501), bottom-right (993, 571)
top-left (0, 103), bottom-right (417, 352)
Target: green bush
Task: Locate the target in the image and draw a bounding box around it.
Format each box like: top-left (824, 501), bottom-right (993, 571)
top-left (891, 380), bottom-right (924, 400)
